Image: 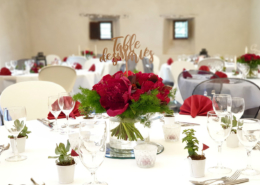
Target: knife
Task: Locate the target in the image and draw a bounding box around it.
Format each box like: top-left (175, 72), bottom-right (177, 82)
top-left (216, 178), bottom-right (249, 185)
top-left (175, 121), bottom-right (200, 126)
top-left (37, 119), bottom-right (53, 128)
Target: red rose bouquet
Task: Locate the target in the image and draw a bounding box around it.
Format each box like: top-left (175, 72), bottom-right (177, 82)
top-left (82, 50), bottom-right (94, 58)
top-left (237, 54), bottom-right (260, 77)
top-left (73, 71), bottom-right (173, 141)
top-left (30, 63), bottom-right (44, 73)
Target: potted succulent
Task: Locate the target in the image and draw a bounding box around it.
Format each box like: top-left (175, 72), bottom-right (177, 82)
top-left (8, 121), bottom-right (31, 153)
top-left (48, 140), bottom-right (76, 184)
top-left (222, 116), bottom-right (242, 148)
top-left (182, 129), bottom-right (209, 178)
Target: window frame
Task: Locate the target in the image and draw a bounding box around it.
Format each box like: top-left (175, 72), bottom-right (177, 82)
top-left (173, 20), bottom-right (189, 40)
top-left (99, 21), bottom-right (113, 40)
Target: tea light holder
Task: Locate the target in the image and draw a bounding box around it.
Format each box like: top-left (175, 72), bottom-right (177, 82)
top-left (134, 143), bottom-right (157, 168)
top-left (162, 123), bottom-right (181, 142)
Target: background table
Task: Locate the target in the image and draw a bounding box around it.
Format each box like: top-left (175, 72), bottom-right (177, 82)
top-left (0, 115), bottom-right (259, 184)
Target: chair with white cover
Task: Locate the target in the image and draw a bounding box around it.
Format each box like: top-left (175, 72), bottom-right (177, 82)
top-left (39, 66), bottom-right (76, 92)
top-left (198, 58), bottom-right (224, 69)
top-left (0, 81), bottom-right (66, 121)
top-left (46, 55), bottom-right (61, 65)
top-left (67, 56), bottom-right (87, 66)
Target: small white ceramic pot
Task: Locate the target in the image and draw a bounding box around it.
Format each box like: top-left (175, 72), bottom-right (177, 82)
top-left (56, 163), bottom-right (76, 184)
top-left (164, 116), bottom-right (175, 125)
top-left (188, 157), bottom-right (206, 178)
top-left (226, 133), bottom-right (239, 148)
top-left (10, 137), bottom-right (26, 153)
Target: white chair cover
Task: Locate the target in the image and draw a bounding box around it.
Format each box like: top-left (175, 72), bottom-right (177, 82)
top-left (198, 58), bottom-right (224, 68)
top-left (67, 56), bottom-right (87, 66)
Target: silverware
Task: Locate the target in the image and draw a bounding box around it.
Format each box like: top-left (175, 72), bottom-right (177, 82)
top-left (0, 143), bottom-right (10, 156)
top-left (215, 178), bottom-right (249, 185)
top-left (37, 118), bottom-right (53, 128)
top-left (253, 141), bottom-right (260, 150)
top-left (31, 178), bottom-right (45, 185)
top-left (175, 121), bottom-right (200, 127)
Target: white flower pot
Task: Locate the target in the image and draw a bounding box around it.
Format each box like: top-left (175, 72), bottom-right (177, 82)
top-left (188, 158), bottom-right (206, 178)
top-left (10, 137), bottom-right (26, 153)
top-left (164, 116), bottom-right (175, 125)
top-left (56, 163), bottom-right (75, 184)
top-left (226, 133), bottom-right (239, 148)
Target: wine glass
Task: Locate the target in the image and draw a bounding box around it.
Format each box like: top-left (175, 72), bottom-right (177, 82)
top-left (209, 63), bottom-right (216, 73)
top-left (231, 97), bottom-right (245, 122)
top-left (207, 111), bottom-right (232, 173)
top-left (10, 60), bottom-right (17, 74)
top-left (5, 62), bottom-right (11, 70)
top-left (212, 94), bottom-right (232, 115)
top-left (48, 95), bottom-right (61, 132)
top-left (238, 63), bottom-right (250, 79)
top-left (237, 119), bottom-right (260, 176)
top-left (58, 92), bottom-right (75, 134)
top-left (78, 120), bottom-right (107, 185)
top-left (2, 106), bottom-right (27, 162)
top-left (215, 62), bottom-right (223, 71)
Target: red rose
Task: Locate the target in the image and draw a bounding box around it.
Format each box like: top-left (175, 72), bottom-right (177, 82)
top-left (141, 81), bottom-right (155, 92)
top-left (124, 70), bottom-right (134, 77)
top-left (85, 50), bottom-right (89, 54)
top-left (136, 72), bottom-right (151, 85)
top-left (130, 89), bottom-right (144, 102)
top-left (63, 57), bottom-right (67, 62)
top-left (0, 67), bottom-right (11, 75)
top-left (167, 58), bottom-right (173, 65)
top-left (90, 51), bottom-right (93, 55)
top-left (74, 63), bottom-right (82, 70)
top-left (93, 72), bottom-right (132, 117)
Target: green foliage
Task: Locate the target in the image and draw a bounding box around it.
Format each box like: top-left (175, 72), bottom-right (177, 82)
top-left (232, 70), bottom-right (239, 76)
top-left (222, 67), bottom-right (226, 72)
top-left (182, 129), bottom-right (199, 157)
top-left (168, 88), bottom-right (177, 100)
top-left (133, 69), bottom-right (139, 73)
top-left (48, 140), bottom-right (75, 166)
top-left (221, 116), bottom-right (243, 134)
top-left (8, 124), bottom-right (31, 139)
top-left (7, 119), bottom-right (24, 133)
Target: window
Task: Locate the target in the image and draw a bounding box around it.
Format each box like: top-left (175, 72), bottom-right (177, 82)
top-left (90, 21), bottom-right (113, 40)
top-left (174, 20), bottom-right (188, 39)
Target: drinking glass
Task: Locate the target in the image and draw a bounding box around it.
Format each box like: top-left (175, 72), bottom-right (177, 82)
top-left (207, 111), bottom-right (232, 173)
top-left (58, 92), bottom-right (75, 134)
top-left (215, 62), bottom-right (223, 71)
top-left (238, 63), bottom-right (250, 79)
top-left (212, 94), bottom-right (232, 115)
top-left (10, 60), bottom-right (17, 74)
top-left (237, 119), bottom-right (260, 176)
top-left (48, 95), bottom-right (61, 132)
top-left (3, 106), bottom-right (27, 162)
top-left (5, 62), bottom-right (11, 70)
top-left (209, 63), bottom-right (216, 73)
top-left (231, 97), bottom-right (245, 121)
top-left (78, 120), bottom-right (107, 185)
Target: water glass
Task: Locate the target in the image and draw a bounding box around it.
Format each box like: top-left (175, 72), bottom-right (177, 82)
top-left (5, 61), bottom-right (11, 70)
top-left (207, 111), bottom-right (232, 174)
top-left (134, 143), bottom-right (157, 168)
top-left (78, 120), bottom-right (107, 185)
top-left (237, 119), bottom-right (260, 176)
top-left (162, 123), bottom-right (181, 142)
top-left (48, 95), bottom-right (61, 131)
top-left (238, 63), bottom-right (250, 79)
top-left (10, 60), bottom-right (17, 74)
top-left (3, 106), bottom-right (27, 162)
top-left (212, 94), bottom-right (232, 115)
top-left (231, 97), bottom-right (245, 121)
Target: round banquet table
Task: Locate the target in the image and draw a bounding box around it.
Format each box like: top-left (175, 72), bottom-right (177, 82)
top-left (0, 70), bottom-right (101, 94)
top-left (0, 115), bottom-right (259, 185)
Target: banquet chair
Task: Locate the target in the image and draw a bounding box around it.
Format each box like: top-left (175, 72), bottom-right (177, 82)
top-left (142, 57), bottom-right (153, 73)
top-left (46, 54), bottom-right (61, 65)
top-left (0, 81), bottom-right (66, 121)
top-left (178, 70), bottom-right (218, 101)
top-left (39, 66), bottom-right (76, 92)
top-left (198, 58), bottom-right (224, 68)
top-left (67, 56), bottom-right (87, 66)
top-left (193, 78), bottom-right (260, 118)
top-left (119, 56), bottom-right (137, 72)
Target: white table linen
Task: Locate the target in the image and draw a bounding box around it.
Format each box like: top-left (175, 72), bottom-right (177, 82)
top-left (158, 63), bottom-right (173, 82)
top-left (0, 70), bottom-right (101, 94)
top-left (0, 115), bottom-right (259, 184)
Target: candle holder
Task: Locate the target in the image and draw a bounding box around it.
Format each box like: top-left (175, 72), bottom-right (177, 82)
top-left (134, 143), bottom-right (157, 168)
top-left (162, 124), bottom-right (181, 142)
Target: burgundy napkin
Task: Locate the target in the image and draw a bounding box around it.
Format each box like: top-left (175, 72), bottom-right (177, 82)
top-left (183, 68), bottom-right (192, 79)
top-left (210, 71), bottom-right (229, 83)
top-left (112, 57), bottom-right (121, 62)
top-left (198, 65), bottom-right (210, 72)
top-left (88, 64), bottom-right (95, 72)
top-left (179, 95), bottom-right (213, 118)
top-left (47, 100), bottom-right (81, 120)
top-left (0, 67), bottom-right (11, 75)
top-left (167, 58), bottom-right (173, 65)
top-left (74, 63), bottom-right (82, 70)
top-left (63, 57), bottom-right (68, 62)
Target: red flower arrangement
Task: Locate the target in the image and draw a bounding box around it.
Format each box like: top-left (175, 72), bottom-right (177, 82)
top-left (30, 63), bottom-right (44, 73)
top-left (238, 53), bottom-right (260, 68)
top-left (73, 71), bottom-right (173, 141)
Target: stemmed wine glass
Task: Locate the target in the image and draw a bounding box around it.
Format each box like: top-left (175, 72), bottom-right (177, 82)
top-left (238, 63), bottom-right (250, 79)
top-left (231, 97), bottom-right (245, 122)
top-left (237, 119), bottom-right (260, 176)
top-left (212, 94), bottom-right (232, 115)
top-left (207, 111), bottom-right (232, 173)
top-left (209, 63), bottom-right (216, 73)
top-left (10, 60), bottom-right (17, 74)
top-left (79, 120), bottom-right (107, 185)
top-left (58, 92), bottom-right (75, 134)
top-left (48, 95), bottom-right (61, 132)
top-left (5, 62), bottom-right (11, 70)
top-left (3, 106), bottom-right (27, 162)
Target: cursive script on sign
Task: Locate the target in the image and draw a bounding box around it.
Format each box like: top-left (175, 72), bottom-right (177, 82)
top-left (100, 34), bottom-right (154, 66)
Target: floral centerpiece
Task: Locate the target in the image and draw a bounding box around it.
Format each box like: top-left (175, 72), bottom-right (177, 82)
top-left (237, 53), bottom-right (260, 78)
top-left (82, 50), bottom-right (94, 59)
top-left (73, 70), bottom-right (173, 150)
top-left (30, 62), bottom-right (44, 73)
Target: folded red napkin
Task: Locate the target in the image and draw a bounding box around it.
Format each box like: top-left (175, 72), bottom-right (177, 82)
top-left (47, 100), bottom-right (81, 119)
top-left (112, 57), bottom-right (121, 62)
top-left (167, 58), bottom-right (173, 65)
top-left (183, 68), bottom-right (192, 79)
top-left (210, 71), bottom-right (229, 83)
top-left (63, 57), bottom-right (68, 62)
top-left (74, 63), bottom-right (82, 70)
top-left (199, 65), bottom-right (210, 72)
top-left (0, 67), bottom-right (11, 75)
top-left (89, 64), bottom-right (95, 72)
top-left (179, 95), bottom-right (213, 118)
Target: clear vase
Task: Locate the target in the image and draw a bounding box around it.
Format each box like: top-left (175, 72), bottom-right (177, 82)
top-left (109, 117), bottom-right (149, 154)
top-left (247, 67), bottom-right (258, 78)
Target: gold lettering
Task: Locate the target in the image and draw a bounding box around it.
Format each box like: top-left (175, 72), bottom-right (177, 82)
top-left (149, 50), bottom-right (154, 63)
top-left (100, 48), bottom-right (108, 62)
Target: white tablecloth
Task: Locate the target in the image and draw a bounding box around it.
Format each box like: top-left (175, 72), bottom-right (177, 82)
top-left (0, 115), bottom-right (259, 184)
top-left (0, 70), bottom-right (101, 94)
top-left (158, 63), bottom-right (173, 82)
